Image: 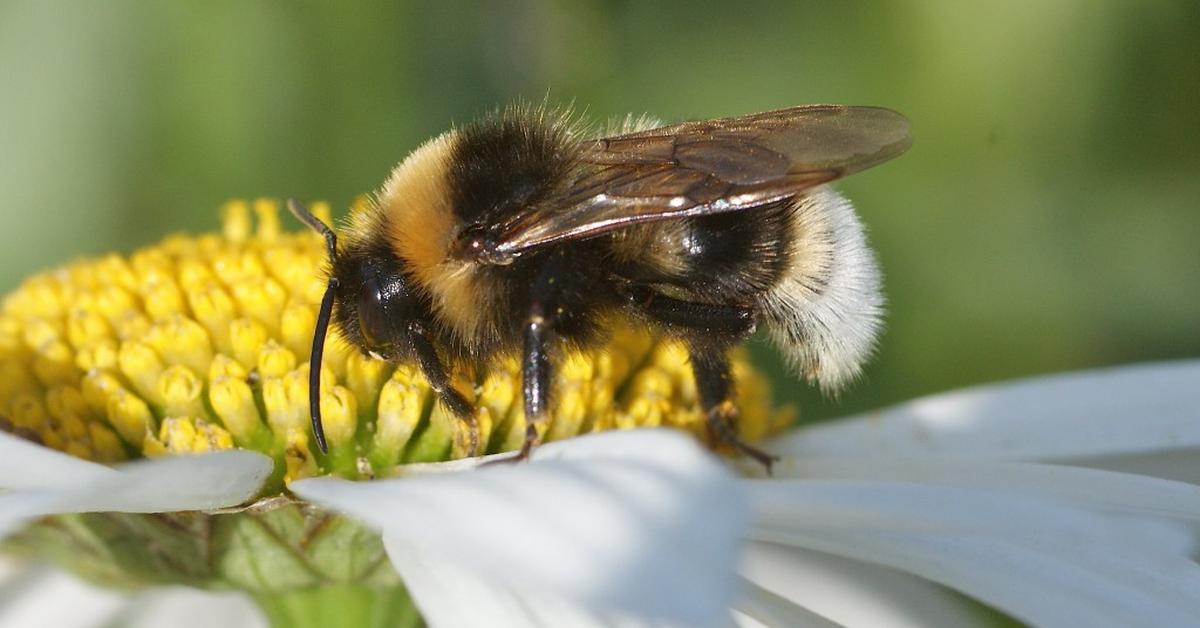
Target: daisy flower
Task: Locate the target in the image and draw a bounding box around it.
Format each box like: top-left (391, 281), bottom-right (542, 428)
top-left (1, 201), bottom-right (1196, 627)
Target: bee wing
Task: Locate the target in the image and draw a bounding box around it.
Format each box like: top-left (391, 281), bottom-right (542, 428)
top-left (488, 105), bottom-right (911, 258)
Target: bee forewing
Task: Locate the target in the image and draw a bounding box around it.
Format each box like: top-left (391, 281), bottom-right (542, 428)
top-left (595, 105), bottom-right (911, 177)
top-left (489, 105), bottom-right (911, 258)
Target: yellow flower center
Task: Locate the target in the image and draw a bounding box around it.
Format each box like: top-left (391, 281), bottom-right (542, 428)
top-left (0, 199), bottom-right (793, 487)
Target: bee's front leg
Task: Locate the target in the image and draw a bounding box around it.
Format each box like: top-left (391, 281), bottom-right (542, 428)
top-left (407, 320), bottom-right (479, 456)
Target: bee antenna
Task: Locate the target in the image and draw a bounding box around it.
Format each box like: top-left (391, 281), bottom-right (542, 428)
top-left (287, 199), bottom-right (337, 454)
top-left (288, 199), bottom-right (338, 262)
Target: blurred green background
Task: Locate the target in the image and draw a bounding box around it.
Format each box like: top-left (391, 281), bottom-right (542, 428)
top-left (1, 1), bottom-right (1197, 421)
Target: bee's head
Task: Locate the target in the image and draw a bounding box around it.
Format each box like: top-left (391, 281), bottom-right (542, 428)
top-left (329, 247), bottom-right (421, 361)
top-left (286, 200), bottom-right (425, 453)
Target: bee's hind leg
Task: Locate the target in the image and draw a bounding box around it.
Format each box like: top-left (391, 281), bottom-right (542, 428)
top-left (621, 284), bottom-right (778, 472)
top-left (688, 343), bottom-right (779, 474)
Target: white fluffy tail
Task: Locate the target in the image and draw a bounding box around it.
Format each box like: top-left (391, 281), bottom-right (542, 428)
top-left (760, 187), bottom-right (884, 391)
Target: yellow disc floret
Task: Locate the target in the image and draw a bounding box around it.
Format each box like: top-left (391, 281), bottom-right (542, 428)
top-left (0, 199), bottom-right (793, 485)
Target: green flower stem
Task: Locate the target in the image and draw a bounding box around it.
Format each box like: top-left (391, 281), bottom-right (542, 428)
top-left (253, 584), bottom-right (422, 628)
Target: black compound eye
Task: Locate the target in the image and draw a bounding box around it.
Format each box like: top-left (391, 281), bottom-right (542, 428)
top-left (358, 276), bottom-right (389, 349)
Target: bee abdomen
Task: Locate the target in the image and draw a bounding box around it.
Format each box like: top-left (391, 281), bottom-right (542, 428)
top-left (611, 199), bottom-right (792, 301)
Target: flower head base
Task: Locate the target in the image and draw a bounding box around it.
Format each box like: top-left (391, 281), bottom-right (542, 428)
top-left (0, 199), bottom-right (791, 488)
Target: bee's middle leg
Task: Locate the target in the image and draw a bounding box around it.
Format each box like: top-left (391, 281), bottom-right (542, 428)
top-left (688, 343), bottom-right (778, 474)
top-left (515, 254), bottom-right (567, 461)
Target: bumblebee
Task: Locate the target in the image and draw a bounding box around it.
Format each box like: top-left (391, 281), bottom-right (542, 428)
top-left (290, 104), bottom-right (911, 468)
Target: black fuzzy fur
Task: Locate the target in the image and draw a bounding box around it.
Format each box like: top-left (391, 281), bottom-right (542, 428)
top-left (449, 108), bottom-right (578, 227)
top-left (645, 200), bottom-right (792, 303)
top-left (443, 108), bottom-right (615, 361)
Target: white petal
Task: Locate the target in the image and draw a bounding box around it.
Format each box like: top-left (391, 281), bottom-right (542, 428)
top-left (0, 450), bottom-right (273, 538)
top-left (385, 539), bottom-right (675, 628)
top-left (773, 360), bottom-right (1200, 461)
top-left (0, 556), bottom-right (266, 628)
top-left (737, 542), bottom-right (989, 628)
top-left (733, 578), bottom-right (841, 628)
top-left (0, 558), bottom-right (19, 584)
top-left (1053, 447), bottom-right (1200, 485)
top-left (747, 480), bottom-right (1200, 627)
top-left (0, 562), bottom-right (126, 628)
top-left (0, 432), bottom-right (114, 490)
top-left (119, 587), bottom-right (266, 628)
top-left (294, 429), bottom-right (746, 627)
top-left (776, 458), bottom-right (1200, 523)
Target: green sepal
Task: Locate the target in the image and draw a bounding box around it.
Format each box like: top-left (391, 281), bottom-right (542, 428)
top-left (2, 500), bottom-right (399, 593)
